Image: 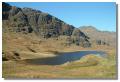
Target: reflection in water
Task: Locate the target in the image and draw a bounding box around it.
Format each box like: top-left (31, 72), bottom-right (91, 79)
top-left (25, 51), bottom-right (107, 65)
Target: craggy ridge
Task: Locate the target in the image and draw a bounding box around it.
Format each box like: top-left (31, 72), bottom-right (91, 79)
top-left (2, 2), bottom-right (91, 47)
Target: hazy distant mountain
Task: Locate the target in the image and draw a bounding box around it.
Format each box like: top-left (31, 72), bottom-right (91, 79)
top-left (79, 26), bottom-right (116, 47)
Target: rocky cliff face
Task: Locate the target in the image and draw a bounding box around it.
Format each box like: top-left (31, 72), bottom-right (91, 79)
top-left (2, 2), bottom-right (91, 47)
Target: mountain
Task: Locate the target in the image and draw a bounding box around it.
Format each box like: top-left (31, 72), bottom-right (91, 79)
top-left (79, 26), bottom-right (116, 47)
top-left (2, 2), bottom-right (91, 47)
top-left (2, 2), bottom-right (93, 61)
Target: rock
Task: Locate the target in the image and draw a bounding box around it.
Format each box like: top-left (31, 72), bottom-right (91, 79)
top-left (2, 2), bottom-right (11, 20)
top-left (71, 28), bottom-right (91, 47)
top-left (9, 6), bottom-right (20, 17)
top-left (2, 2), bottom-right (91, 48)
top-left (2, 51), bottom-right (21, 61)
top-left (62, 24), bottom-right (74, 36)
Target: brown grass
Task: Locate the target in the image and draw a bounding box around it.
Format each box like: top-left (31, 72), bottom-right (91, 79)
top-left (2, 32), bottom-right (117, 79)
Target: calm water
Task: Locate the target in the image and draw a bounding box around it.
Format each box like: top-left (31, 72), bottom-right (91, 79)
top-left (25, 51), bottom-right (107, 65)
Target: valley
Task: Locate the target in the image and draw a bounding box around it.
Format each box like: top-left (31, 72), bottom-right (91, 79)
top-left (2, 2), bottom-right (117, 79)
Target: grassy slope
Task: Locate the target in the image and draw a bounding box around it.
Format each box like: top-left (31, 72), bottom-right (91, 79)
top-left (2, 49), bottom-right (117, 79)
top-left (2, 32), bottom-right (117, 79)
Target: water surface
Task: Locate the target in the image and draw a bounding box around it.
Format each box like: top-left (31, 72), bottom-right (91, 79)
top-left (25, 51), bottom-right (107, 65)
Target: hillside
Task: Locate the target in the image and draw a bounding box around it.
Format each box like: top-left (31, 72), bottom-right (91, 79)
top-left (2, 2), bottom-right (117, 79)
top-left (2, 2), bottom-right (91, 61)
top-left (79, 26), bottom-right (116, 47)
top-left (2, 2), bottom-right (90, 46)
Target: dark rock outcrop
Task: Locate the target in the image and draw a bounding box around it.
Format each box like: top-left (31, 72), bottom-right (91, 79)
top-left (71, 28), bottom-right (91, 47)
top-left (2, 2), bottom-right (11, 20)
top-left (2, 2), bottom-right (91, 47)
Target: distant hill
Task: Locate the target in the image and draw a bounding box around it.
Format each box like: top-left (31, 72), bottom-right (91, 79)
top-left (79, 26), bottom-right (116, 47)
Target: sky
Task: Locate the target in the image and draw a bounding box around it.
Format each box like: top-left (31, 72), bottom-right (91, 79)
top-left (8, 2), bottom-right (116, 32)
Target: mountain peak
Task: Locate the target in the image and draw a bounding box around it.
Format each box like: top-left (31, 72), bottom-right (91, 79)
top-left (79, 26), bottom-right (98, 32)
top-left (2, 2), bottom-right (91, 48)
